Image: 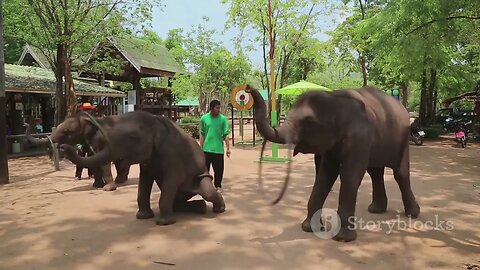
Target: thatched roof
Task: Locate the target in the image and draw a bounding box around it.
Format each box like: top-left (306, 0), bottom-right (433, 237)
top-left (110, 37), bottom-right (184, 77)
top-left (5, 64), bottom-right (126, 97)
top-left (17, 44), bottom-right (52, 69)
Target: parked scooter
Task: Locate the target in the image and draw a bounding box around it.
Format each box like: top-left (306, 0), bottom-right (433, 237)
top-left (454, 119), bottom-right (472, 148)
top-left (410, 120), bottom-right (425, 146)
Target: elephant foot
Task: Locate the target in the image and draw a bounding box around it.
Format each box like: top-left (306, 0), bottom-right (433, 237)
top-left (368, 202), bottom-right (387, 214)
top-left (92, 181), bottom-right (105, 189)
top-left (114, 177), bottom-right (128, 184)
top-left (213, 203), bottom-right (225, 213)
top-left (301, 218), bottom-right (313, 232)
top-left (173, 200), bottom-right (207, 214)
top-left (156, 215), bottom-right (176, 226)
top-left (136, 209), bottom-right (154, 219)
top-left (103, 182), bottom-right (117, 191)
top-left (405, 203), bottom-right (420, 218)
top-left (332, 227), bottom-right (357, 242)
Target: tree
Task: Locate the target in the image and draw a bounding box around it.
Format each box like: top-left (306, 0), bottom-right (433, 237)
top-left (5, 0), bottom-right (161, 125)
top-left (222, 0), bottom-right (330, 95)
top-left (358, 0), bottom-right (480, 124)
top-left (169, 19), bottom-right (252, 112)
top-left (3, 0), bottom-right (30, 64)
top-left (1, 0), bottom-right (10, 184)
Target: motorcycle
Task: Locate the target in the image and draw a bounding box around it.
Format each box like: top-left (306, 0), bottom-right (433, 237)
top-left (454, 120), bottom-right (471, 148)
top-left (410, 122), bottom-right (425, 146)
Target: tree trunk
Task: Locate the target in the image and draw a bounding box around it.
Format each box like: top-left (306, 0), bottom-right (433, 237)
top-left (359, 52), bottom-right (368, 86)
top-left (399, 82), bottom-right (408, 109)
top-left (54, 44), bottom-right (66, 126)
top-left (419, 69), bottom-right (428, 125)
top-left (427, 69), bottom-right (437, 123)
top-left (0, 0), bottom-right (9, 184)
top-left (64, 56), bottom-right (76, 117)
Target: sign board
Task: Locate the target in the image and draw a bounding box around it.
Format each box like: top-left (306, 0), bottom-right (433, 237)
top-left (127, 91), bottom-right (137, 105)
top-left (15, 103), bottom-right (24, 110)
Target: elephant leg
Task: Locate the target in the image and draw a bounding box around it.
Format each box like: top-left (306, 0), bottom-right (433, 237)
top-left (333, 152), bottom-right (369, 242)
top-left (114, 162), bottom-right (130, 184)
top-left (91, 167), bottom-right (105, 188)
top-left (198, 178), bottom-right (225, 213)
top-left (102, 163), bottom-right (117, 191)
top-left (173, 192), bottom-right (207, 214)
top-left (393, 147), bottom-right (420, 218)
top-left (136, 164), bottom-right (155, 219)
top-left (155, 177), bottom-right (179, 225)
top-left (367, 167), bottom-right (388, 213)
top-left (302, 153), bottom-right (339, 233)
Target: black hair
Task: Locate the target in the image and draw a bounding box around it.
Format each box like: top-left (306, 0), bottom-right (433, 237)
top-left (209, 100), bottom-right (221, 110)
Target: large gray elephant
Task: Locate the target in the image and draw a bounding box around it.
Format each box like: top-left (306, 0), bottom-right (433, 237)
top-left (60, 111), bottom-right (226, 225)
top-left (247, 85), bottom-right (420, 242)
top-left (25, 114), bottom-right (131, 191)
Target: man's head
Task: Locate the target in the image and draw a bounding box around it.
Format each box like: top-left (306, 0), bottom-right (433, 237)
top-left (210, 100), bottom-right (221, 116)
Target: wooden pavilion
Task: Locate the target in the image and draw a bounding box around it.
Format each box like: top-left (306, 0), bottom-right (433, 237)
top-left (79, 37), bottom-right (185, 120)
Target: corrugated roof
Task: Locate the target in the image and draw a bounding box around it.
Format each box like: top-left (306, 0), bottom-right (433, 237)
top-left (5, 64), bottom-right (126, 97)
top-left (111, 37), bottom-right (184, 75)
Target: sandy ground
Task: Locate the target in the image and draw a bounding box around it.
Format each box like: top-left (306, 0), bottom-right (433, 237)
top-left (1, 138), bottom-right (479, 270)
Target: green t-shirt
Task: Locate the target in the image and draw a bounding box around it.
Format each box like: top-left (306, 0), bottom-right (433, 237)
top-left (200, 112), bottom-right (229, 154)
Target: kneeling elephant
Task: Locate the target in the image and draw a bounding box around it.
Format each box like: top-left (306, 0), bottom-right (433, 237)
top-left (61, 111), bottom-right (225, 225)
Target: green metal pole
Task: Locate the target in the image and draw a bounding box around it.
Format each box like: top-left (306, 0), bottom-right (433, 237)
top-left (258, 0), bottom-right (289, 163)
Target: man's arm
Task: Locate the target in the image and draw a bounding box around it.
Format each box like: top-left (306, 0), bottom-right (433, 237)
top-left (199, 117), bottom-right (205, 147)
top-left (199, 133), bottom-right (204, 147)
top-left (225, 136), bottom-right (230, 157)
top-left (223, 116), bottom-right (231, 157)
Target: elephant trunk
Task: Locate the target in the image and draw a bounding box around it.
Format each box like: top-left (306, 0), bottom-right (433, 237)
top-left (248, 87), bottom-right (293, 144)
top-left (61, 144), bottom-right (112, 168)
top-left (24, 123), bottom-right (50, 145)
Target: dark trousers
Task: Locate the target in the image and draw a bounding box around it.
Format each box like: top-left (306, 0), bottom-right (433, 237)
top-left (75, 151), bottom-right (93, 178)
top-left (204, 152), bottom-right (224, 188)
top-left (75, 165), bottom-right (93, 178)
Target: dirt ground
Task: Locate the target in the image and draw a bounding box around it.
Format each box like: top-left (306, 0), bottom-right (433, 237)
top-left (1, 138), bottom-right (479, 270)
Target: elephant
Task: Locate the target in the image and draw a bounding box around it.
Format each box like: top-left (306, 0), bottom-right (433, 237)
top-left (247, 85), bottom-right (420, 242)
top-left (59, 111), bottom-right (226, 225)
top-left (25, 114), bottom-right (131, 191)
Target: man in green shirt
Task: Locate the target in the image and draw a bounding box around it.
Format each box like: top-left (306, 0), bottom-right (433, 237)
top-left (200, 100), bottom-right (231, 193)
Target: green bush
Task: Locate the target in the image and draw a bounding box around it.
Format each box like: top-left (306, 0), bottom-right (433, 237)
top-left (180, 116), bottom-right (201, 124)
top-left (422, 124), bottom-right (442, 138)
top-left (179, 123), bottom-right (199, 139)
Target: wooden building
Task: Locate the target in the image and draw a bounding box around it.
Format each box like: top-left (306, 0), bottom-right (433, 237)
top-left (4, 64), bottom-right (125, 136)
top-left (80, 37), bottom-right (185, 120)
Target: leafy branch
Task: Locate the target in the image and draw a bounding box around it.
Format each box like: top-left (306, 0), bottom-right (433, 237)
top-left (407, 15), bottom-right (480, 35)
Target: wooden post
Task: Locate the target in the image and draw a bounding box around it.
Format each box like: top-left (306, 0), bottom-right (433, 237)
top-left (0, 0), bottom-right (9, 184)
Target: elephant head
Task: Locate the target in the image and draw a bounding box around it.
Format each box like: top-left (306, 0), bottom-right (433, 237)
top-left (60, 112), bottom-right (160, 168)
top-left (246, 85), bottom-right (343, 204)
top-left (246, 85), bottom-right (338, 156)
top-left (25, 114), bottom-right (98, 146)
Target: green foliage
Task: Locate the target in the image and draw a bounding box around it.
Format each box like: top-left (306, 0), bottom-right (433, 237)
top-left (329, 0), bottom-right (480, 124)
top-left (422, 124), bottom-right (442, 138)
top-left (169, 18), bottom-right (252, 111)
top-left (178, 123), bottom-right (200, 139)
top-left (179, 116), bottom-right (201, 124)
top-left (3, 0), bottom-right (30, 63)
top-left (307, 64), bottom-right (363, 90)
top-left (222, 0), bottom-right (334, 89)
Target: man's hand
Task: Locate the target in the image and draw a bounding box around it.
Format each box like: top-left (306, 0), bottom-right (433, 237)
top-left (226, 149), bottom-right (231, 158)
